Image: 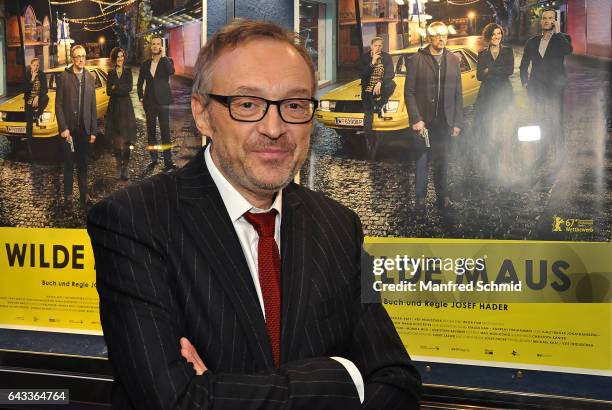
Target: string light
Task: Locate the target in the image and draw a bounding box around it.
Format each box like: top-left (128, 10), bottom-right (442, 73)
top-left (83, 22), bottom-right (116, 31)
top-left (62, 0), bottom-right (136, 22)
top-left (51, 0), bottom-right (133, 5)
top-left (71, 18), bottom-right (116, 25)
top-left (447, 0), bottom-right (481, 5)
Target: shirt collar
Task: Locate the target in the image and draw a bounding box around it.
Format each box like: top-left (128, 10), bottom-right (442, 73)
top-left (204, 144), bottom-right (282, 222)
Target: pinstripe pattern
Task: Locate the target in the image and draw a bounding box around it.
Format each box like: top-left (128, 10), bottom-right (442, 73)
top-left (87, 147), bottom-right (421, 409)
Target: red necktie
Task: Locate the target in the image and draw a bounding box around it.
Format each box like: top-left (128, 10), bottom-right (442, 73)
top-left (244, 210), bottom-right (281, 367)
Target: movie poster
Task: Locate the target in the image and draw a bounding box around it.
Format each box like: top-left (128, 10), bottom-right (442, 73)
top-left (0, 0), bottom-right (610, 381)
top-left (301, 0), bottom-right (612, 378)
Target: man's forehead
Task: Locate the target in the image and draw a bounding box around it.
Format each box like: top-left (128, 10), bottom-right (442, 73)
top-left (211, 39), bottom-right (312, 93)
top-left (428, 25), bottom-right (449, 36)
top-left (542, 11), bottom-right (555, 18)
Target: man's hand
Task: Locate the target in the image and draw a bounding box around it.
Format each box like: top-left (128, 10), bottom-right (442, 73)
top-left (180, 337), bottom-right (207, 375)
top-left (371, 51), bottom-right (381, 65)
top-left (60, 129), bottom-right (71, 139)
top-left (412, 121), bottom-right (425, 133)
top-left (451, 127), bottom-right (461, 137)
top-left (32, 96), bottom-right (39, 109)
top-left (373, 82), bottom-right (382, 96)
top-left (89, 135), bottom-right (96, 143)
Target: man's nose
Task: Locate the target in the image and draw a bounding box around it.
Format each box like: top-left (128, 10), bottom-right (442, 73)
top-left (256, 104), bottom-right (286, 139)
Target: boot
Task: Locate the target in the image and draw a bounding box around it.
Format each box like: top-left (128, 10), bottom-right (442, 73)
top-left (120, 147), bottom-right (130, 180)
top-left (114, 149), bottom-right (123, 179)
top-left (163, 150), bottom-right (177, 171)
top-left (146, 150), bottom-right (158, 172)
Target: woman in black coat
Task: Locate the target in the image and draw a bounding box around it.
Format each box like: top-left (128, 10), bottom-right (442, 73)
top-left (474, 23), bottom-right (515, 180)
top-left (24, 57), bottom-right (48, 153)
top-left (106, 47), bottom-right (137, 180)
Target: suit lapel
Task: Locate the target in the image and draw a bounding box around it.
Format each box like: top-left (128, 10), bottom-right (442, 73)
top-left (279, 184), bottom-right (313, 363)
top-left (177, 149), bottom-right (274, 369)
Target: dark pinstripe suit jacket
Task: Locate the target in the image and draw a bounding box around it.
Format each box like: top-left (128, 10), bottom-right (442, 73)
top-left (87, 147), bottom-right (421, 409)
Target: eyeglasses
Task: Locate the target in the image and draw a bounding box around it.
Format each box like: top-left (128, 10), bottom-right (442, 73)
top-left (72, 55), bottom-right (86, 60)
top-left (207, 94), bottom-right (318, 124)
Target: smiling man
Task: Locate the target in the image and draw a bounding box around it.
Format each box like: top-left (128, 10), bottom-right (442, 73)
top-left (87, 19), bottom-right (420, 409)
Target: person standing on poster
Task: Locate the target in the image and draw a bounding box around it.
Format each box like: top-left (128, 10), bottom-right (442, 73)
top-left (137, 36), bottom-right (177, 172)
top-left (88, 19), bottom-right (421, 409)
top-left (359, 37), bottom-right (395, 156)
top-left (106, 47), bottom-right (136, 180)
top-left (55, 45), bottom-right (97, 209)
top-left (24, 57), bottom-right (48, 158)
top-left (474, 23), bottom-right (514, 181)
top-left (519, 8), bottom-right (572, 152)
top-left (404, 21), bottom-right (463, 210)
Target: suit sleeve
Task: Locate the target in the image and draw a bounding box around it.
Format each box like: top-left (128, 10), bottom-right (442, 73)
top-left (137, 63), bottom-right (145, 100)
top-left (347, 211), bottom-right (422, 409)
top-left (163, 57), bottom-right (175, 76)
top-left (404, 55), bottom-right (422, 125)
top-left (359, 52), bottom-right (373, 81)
top-left (88, 194), bottom-right (369, 410)
top-left (106, 72), bottom-right (115, 96)
top-left (90, 74), bottom-right (97, 135)
top-left (476, 51), bottom-right (489, 81)
top-left (519, 40), bottom-right (531, 86)
top-left (453, 56), bottom-right (464, 130)
top-left (55, 74), bottom-right (68, 133)
top-left (557, 33), bottom-right (573, 55)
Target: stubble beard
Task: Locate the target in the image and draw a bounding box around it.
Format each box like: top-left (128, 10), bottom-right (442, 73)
top-left (208, 114), bottom-right (305, 197)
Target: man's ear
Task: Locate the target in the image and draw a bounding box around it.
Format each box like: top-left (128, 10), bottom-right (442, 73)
top-left (191, 95), bottom-right (213, 137)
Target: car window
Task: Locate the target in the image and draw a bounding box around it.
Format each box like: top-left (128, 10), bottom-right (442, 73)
top-left (453, 51), bottom-right (472, 73)
top-left (90, 70), bottom-right (103, 88)
top-left (47, 73), bottom-right (57, 90)
top-left (96, 69), bottom-right (108, 82)
top-left (393, 53), bottom-right (415, 75)
top-left (464, 48), bottom-right (479, 63)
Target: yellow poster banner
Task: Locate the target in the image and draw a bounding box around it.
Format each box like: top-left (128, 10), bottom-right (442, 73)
top-left (365, 238), bottom-right (612, 375)
top-left (0, 227), bottom-right (101, 335)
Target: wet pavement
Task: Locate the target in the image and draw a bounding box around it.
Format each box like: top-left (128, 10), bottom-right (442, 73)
top-left (303, 41), bottom-right (611, 241)
top-left (0, 46), bottom-right (609, 240)
top-left (0, 67), bottom-right (202, 228)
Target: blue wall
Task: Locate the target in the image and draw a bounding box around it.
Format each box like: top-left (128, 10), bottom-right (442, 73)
top-left (208, 0), bottom-right (294, 39)
top-left (235, 0), bottom-right (294, 31)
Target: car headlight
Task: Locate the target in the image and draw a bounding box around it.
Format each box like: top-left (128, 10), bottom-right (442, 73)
top-left (384, 100), bottom-right (400, 113)
top-left (0, 112), bottom-right (6, 121)
top-left (319, 100), bottom-right (336, 112)
top-left (39, 111), bottom-right (52, 124)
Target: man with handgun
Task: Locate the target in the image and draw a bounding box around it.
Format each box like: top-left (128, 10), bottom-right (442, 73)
top-left (56, 44), bottom-right (97, 209)
top-left (404, 21), bottom-right (463, 210)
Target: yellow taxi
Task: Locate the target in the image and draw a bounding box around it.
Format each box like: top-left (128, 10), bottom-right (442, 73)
top-left (315, 45), bottom-right (481, 132)
top-left (0, 65), bottom-right (110, 155)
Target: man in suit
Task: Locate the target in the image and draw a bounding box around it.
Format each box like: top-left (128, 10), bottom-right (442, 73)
top-left (519, 8), bottom-right (572, 149)
top-left (56, 45), bottom-right (97, 209)
top-left (137, 36), bottom-right (177, 171)
top-left (88, 19), bottom-right (421, 409)
top-left (404, 21), bottom-right (463, 210)
top-left (359, 37), bottom-right (395, 155)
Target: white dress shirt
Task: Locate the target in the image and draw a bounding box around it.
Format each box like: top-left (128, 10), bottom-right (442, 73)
top-left (204, 145), bottom-right (364, 403)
